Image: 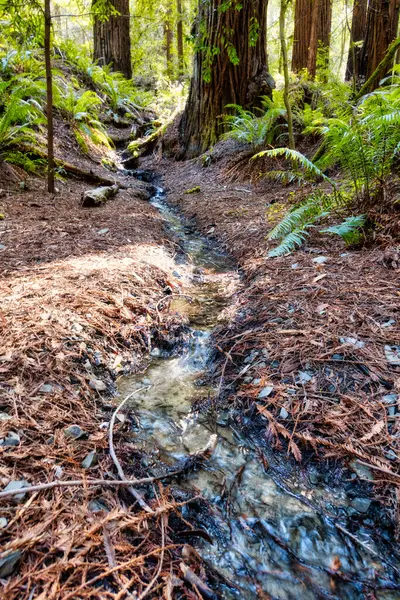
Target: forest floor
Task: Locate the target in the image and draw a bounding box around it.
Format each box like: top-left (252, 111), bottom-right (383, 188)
top-left (1, 122), bottom-right (400, 598)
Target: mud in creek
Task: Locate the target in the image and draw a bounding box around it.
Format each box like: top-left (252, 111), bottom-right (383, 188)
top-left (117, 185), bottom-right (400, 600)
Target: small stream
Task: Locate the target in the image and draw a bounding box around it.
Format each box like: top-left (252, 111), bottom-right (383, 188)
top-left (118, 184), bottom-right (400, 600)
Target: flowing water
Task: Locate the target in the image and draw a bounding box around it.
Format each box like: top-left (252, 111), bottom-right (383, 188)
top-left (118, 185), bottom-right (400, 600)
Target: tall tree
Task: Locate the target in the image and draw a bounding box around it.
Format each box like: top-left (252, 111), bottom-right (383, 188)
top-left (92, 0), bottom-right (132, 79)
top-left (345, 0), bottom-right (368, 82)
top-left (180, 0), bottom-right (274, 157)
top-left (177, 0), bottom-right (184, 76)
top-left (307, 0), bottom-right (332, 79)
top-left (280, 0), bottom-right (295, 148)
top-left (44, 0), bottom-right (54, 193)
top-left (291, 0), bottom-right (313, 72)
top-left (164, 3), bottom-right (174, 79)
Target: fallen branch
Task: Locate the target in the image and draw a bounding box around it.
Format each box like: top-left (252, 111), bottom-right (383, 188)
top-left (127, 119), bottom-right (173, 157)
top-left (81, 184), bottom-right (120, 207)
top-left (108, 387), bottom-right (154, 514)
top-left (0, 469), bottom-right (185, 501)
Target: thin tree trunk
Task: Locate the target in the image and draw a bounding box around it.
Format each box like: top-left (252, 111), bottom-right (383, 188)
top-left (44, 0), bottom-right (54, 193)
top-left (291, 0), bottom-right (313, 72)
top-left (180, 0), bottom-right (274, 158)
top-left (177, 0), bottom-right (184, 76)
top-left (93, 0), bottom-right (132, 79)
top-left (307, 0), bottom-right (332, 79)
top-left (164, 5), bottom-right (174, 79)
top-left (280, 0), bottom-right (295, 148)
top-left (345, 0), bottom-right (368, 82)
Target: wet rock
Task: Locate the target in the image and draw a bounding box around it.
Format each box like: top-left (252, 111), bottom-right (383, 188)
top-left (64, 425), bottom-right (87, 440)
top-left (0, 431), bottom-right (20, 447)
top-left (3, 480), bottom-right (29, 502)
top-left (350, 497), bottom-right (371, 513)
top-left (349, 459), bottom-right (374, 481)
top-left (0, 551), bottom-right (22, 577)
top-left (258, 386), bottom-right (274, 399)
top-left (89, 378), bottom-right (107, 392)
top-left (81, 450), bottom-right (98, 469)
top-left (39, 383), bottom-right (53, 393)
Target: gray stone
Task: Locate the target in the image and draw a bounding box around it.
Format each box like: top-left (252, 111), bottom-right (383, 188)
top-left (88, 499), bottom-right (109, 513)
top-left (291, 263), bottom-right (299, 269)
top-left (279, 407), bottom-right (289, 419)
top-left (97, 228), bottom-right (109, 235)
top-left (258, 386), bottom-right (274, 399)
top-left (46, 435), bottom-right (55, 445)
top-left (312, 256), bottom-right (329, 264)
top-left (385, 450), bottom-right (398, 461)
top-left (385, 345), bottom-right (400, 366)
top-left (309, 470), bottom-right (320, 485)
top-left (350, 497), bottom-right (371, 513)
top-left (340, 337), bottom-right (365, 349)
top-left (64, 425), bottom-right (87, 440)
top-left (0, 412), bottom-right (12, 421)
top-left (142, 378), bottom-right (151, 385)
top-left (0, 551), bottom-right (22, 577)
top-left (0, 517), bottom-right (8, 529)
top-left (89, 378), bottom-right (107, 392)
top-left (0, 244), bottom-right (6, 251)
top-left (54, 465), bottom-right (63, 479)
top-left (0, 431), bottom-right (20, 447)
top-left (39, 383), bottom-right (53, 393)
top-left (252, 378), bottom-right (261, 385)
top-left (3, 480), bottom-right (29, 502)
top-left (298, 371), bottom-right (313, 383)
top-left (382, 393), bottom-right (398, 404)
top-left (349, 459), bottom-right (374, 481)
top-left (172, 270), bottom-right (181, 278)
top-left (150, 347), bottom-right (161, 357)
top-left (81, 450), bottom-right (98, 469)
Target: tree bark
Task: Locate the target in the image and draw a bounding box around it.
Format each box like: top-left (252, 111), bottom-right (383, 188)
top-left (164, 5), bottom-right (174, 79)
top-left (44, 0), bottom-right (55, 193)
top-left (93, 0), bottom-right (132, 79)
top-left (177, 0), bottom-right (184, 76)
top-left (358, 0), bottom-right (400, 85)
top-left (291, 0), bottom-right (313, 72)
top-left (180, 0), bottom-right (274, 158)
top-left (307, 0), bottom-right (332, 79)
top-left (345, 0), bottom-right (368, 82)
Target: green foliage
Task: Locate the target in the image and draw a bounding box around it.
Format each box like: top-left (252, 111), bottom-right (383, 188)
top-left (0, 82), bottom-right (44, 151)
top-left (320, 214), bottom-right (366, 245)
top-left (222, 96), bottom-right (286, 149)
top-left (254, 146), bottom-right (333, 183)
top-left (3, 149), bottom-right (46, 173)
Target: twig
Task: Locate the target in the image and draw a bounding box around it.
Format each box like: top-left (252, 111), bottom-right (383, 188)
top-left (108, 387), bottom-right (154, 514)
top-left (137, 514), bottom-right (166, 599)
top-left (0, 470), bottom-right (185, 500)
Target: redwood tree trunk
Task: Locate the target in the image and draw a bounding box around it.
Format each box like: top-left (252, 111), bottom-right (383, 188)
top-left (307, 0), bottom-right (332, 79)
top-left (345, 0), bottom-right (368, 81)
top-left (180, 0), bottom-right (273, 158)
top-left (358, 0), bottom-right (400, 84)
top-left (291, 0), bottom-right (313, 72)
top-left (93, 0), bottom-right (132, 79)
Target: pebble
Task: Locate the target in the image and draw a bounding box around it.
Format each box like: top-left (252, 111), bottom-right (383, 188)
top-left (385, 345), bottom-right (400, 366)
top-left (64, 424), bottom-right (87, 440)
top-left (349, 459), bottom-right (374, 481)
top-left (252, 378), bottom-right (261, 385)
top-left (0, 412), bottom-right (12, 421)
top-left (81, 450), bottom-right (98, 469)
top-left (298, 371), bottom-right (313, 383)
top-left (3, 480), bottom-right (29, 503)
top-left (39, 383), bottom-right (53, 393)
top-left (279, 407), bottom-right (289, 419)
top-left (0, 244), bottom-right (6, 251)
top-left (88, 499), bottom-right (109, 513)
top-left (98, 228), bottom-right (109, 235)
top-left (350, 497), bottom-right (371, 513)
top-left (89, 378), bottom-right (107, 392)
top-left (312, 256), bottom-right (329, 264)
top-left (340, 337), bottom-right (365, 349)
top-left (0, 431), bottom-right (20, 447)
top-left (0, 550), bottom-right (22, 577)
top-left (258, 385), bottom-right (274, 399)
top-left (0, 517), bottom-right (8, 529)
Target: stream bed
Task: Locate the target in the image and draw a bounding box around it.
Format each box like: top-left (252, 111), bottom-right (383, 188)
top-left (117, 184), bottom-right (400, 600)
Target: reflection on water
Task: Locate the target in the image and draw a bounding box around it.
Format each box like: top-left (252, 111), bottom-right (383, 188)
top-left (117, 187), bottom-right (399, 599)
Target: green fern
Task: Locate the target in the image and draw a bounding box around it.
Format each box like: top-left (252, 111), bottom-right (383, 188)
top-left (320, 214), bottom-right (366, 245)
top-left (268, 227), bottom-right (310, 257)
top-left (253, 147), bottom-right (334, 184)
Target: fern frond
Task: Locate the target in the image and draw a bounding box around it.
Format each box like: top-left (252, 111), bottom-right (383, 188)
top-left (320, 214), bottom-right (366, 245)
top-left (268, 227), bottom-right (310, 257)
top-left (253, 147), bottom-right (333, 184)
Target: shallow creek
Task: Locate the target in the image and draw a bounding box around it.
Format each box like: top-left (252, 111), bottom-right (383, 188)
top-left (118, 186), bottom-right (399, 600)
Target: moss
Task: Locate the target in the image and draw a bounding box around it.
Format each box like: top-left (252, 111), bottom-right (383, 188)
top-left (184, 186), bottom-right (201, 194)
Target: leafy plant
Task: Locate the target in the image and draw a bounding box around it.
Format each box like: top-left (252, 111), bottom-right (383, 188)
top-left (320, 214), bottom-right (366, 245)
top-left (0, 83), bottom-right (44, 151)
top-left (222, 96), bottom-right (286, 149)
